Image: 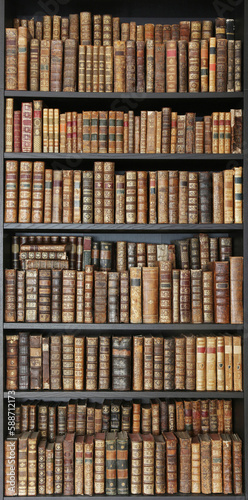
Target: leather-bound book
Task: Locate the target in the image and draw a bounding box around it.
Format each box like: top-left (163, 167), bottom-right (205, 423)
top-left (201, 400), bottom-right (210, 433)
top-left (62, 335), bottom-right (74, 390)
top-left (74, 337), bottom-right (85, 390)
top-left (5, 28), bottom-right (18, 90)
top-left (180, 270), bottom-right (190, 323)
top-left (104, 162), bottom-right (115, 223)
top-left (76, 400), bottom-right (87, 435)
top-left (117, 432), bottom-right (128, 494)
top-left (30, 335), bottom-right (42, 390)
top-left (231, 109), bottom-right (242, 154)
top-left (209, 237), bottom-right (218, 262)
top-left (116, 241), bottom-right (126, 272)
top-left (175, 337), bottom-right (185, 389)
top-left (217, 38), bottom-right (227, 91)
top-left (227, 40), bottom-right (235, 92)
top-left (111, 401), bottom-right (121, 432)
top-left (115, 174), bottom-right (125, 224)
top-left (212, 171), bottom-right (224, 223)
top-left (196, 336), bottom-right (206, 390)
top-left (63, 433), bottom-right (75, 496)
top-left (176, 432), bottom-right (191, 493)
top-left (191, 436), bottom-right (200, 493)
top-left (221, 434), bottom-right (232, 494)
top-left (142, 434), bottom-right (154, 495)
top-left (94, 162), bottom-right (104, 223)
top-left (18, 161), bottom-right (32, 222)
top-left (232, 434), bottom-right (242, 494)
top-left (108, 272), bottom-right (120, 323)
top-left (43, 169), bottom-right (52, 223)
top-left (216, 336), bottom-right (224, 391)
top-left (82, 110), bottom-right (91, 152)
top-left (137, 171), bottom-right (148, 224)
top-left (82, 171), bottom-right (93, 223)
top-left (229, 256), bottom-right (243, 324)
top-left (204, 115), bottom-right (212, 153)
top-left (126, 40), bottom-right (135, 93)
top-left (51, 269), bottom-right (62, 323)
top-left (210, 434), bottom-right (222, 493)
top-left (159, 261), bottom-right (172, 323)
top-left (78, 45), bottom-right (86, 91)
top-left (17, 27), bottom-right (28, 90)
top-left (154, 435), bottom-right (166, 494)
top-left (6, 335), bottom-right (18, 390)
top-left (146, 244), bottom-right (157, 266)
top-left (130, 267), bottom-right (142, 323)
top-left (126, 171), bottom-right (136, 223)
top-left (75, 435), bottom-right (84, 495)
top-left (62, 270), bottom-right (76, 322)
top-left (234, 40), bottom-right (242, 91)
top-left (94, 433), bottom-right (105, 494)
top-left (130, 434), bottom-right (142, 494)
top-left (212, 111), bottom-right (219, 153)
top-left (46, 443), bottom-right (55, 495)
top-left (137, 41), bottom-right (145, 92)
top-left (224, 169), bottom-right (234, 223)
top-left (188, 172), bottom-right (198, 224)
top-left (224, 335), bottom-right (233, 391)
top-left (98, 336), bottom-right (110, 390)
top-left (199, 434), bottom-right (211, 494)
top-left (157, 171), bottom-right (169, 223)
top-left (172, 269), bottom-right (180, 323)
top-left (100, 242), bottom-right (112, 271)
top-left (76, 271), bottom-right (84, 322)
top-left (50, 40), bottom-right (63, 92)
top-left (62, 170), bottom-right (73, 224)
top-left (40, 40), bottom-right (50, 91)
top-left (108, 110), bottom-right (115, 152)
top-left (91, 241), bottom-right (100, 271)
top-left (202, 271), bottom-right (214, 323)
top-left (114, 41), bottom-right (126, 92)
top-left (106, 432), bottom-right (117, 495)
top-left (52, 170), bottom-right (62, 223)
top-left (178, 171), bottom-right (188, 223)
top-left (190, 238), bottom-right (200, 270)
top-left (38, 270), bottom-right (51, 322)
top-left (191, 269), bottom-right (203, 323)
top-left (176, 115), bottom-right (186, 153)
top-left (209, 37), bottom-right (216, 92)
top-left (142, 403), bottom-right (152, 433)
top-left (94, 271), bottom-right (107, 323)
top-left (82, 236), bottom-right (92, 270)
top-left (153, 337), bottom-right (164, 390)
top-left (164, 338), bottom-right (174, 390)
top-left (5, 160), bottom-right (19, 222)
top-left (168, 171), bottom-right (179, 223)
top-left (143, 267), bottom-right (158, 323)
top-left (63, 39), bottom-right (77, 91)
top-left (155, 43), bottom-right (165, 93)
top-left (146, 40), bottom-right (155, 92)
top-left (120, 270), bottom-right (129, 323)
top-left (50, 336), bottom-right (61, 390)
top-left (12, 235), bottom-right (19, 271)
top-left (200, 39), bottom-right (209, 91)
top-left (42, 337), bottom-right (50, 389)
top-left (188, 41), bottom-right (200, 92)
top-left (26, 269), bottom-right (38, 322)
top-left (14, 110), bottom-right (21, 152)
top-left (19, 332), bottom-right (29, 390)
top-left (233, 166), bottom-right (242, 223)
top-left (163, 432), bottom-right (177, 494)
top-left (213, 261), bottom-right (230, 323)
top-left (178, 40), bottom-right (187, 92)
top-left (192, 400), bottom-right (201, 436)
top-left (170, 111), bottom-right (177, 153)
top-left (148, 171), bottom-right (157, 223)
top-left (133, 336), bottom-right (143, 390)
top-left (185, 335), bottom-right (196, 390)
top-left (206, 336), bottom-right (217, 390)
top-left (199, 233), bottom-right (210, 271)
top-left (112, 336), bottom-right (131, 391)
top-left (5, 269), bottom-right (17, 323)
top-left (143, 335), bottom-right (153, 390)
top-left (209, 400), bottom-right (218, 432)
top-left (121, 401), bottom-right (132, 432)
top-left (38, 438), bottom-right (47, 494)
top-left (86, 337), bottom-right (98, 390)
top-left (27, 431), bottom-right (39, 495)
top-left (199, 172), bottom-right (211, 223)
top-left (219, 111), bottom-right (225, 153)
top-left (166, 41), bottom-right (177, 92)
top-left (18, 431), bottom-right (32, 496)
top-left (233, 335), bottom-right (242, 391)
top-left (31, 162), bottom-right (45, 223)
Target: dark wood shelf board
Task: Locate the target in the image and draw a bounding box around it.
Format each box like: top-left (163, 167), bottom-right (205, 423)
top-left (4, 153), bottom-right (243, 160)
top-left (3, 223), bottom-right (243, 232)
top-left (4, 323), bottom-right (243, 331)
top-left (5, 391), bottom-right (244, 399)
top-left (4, 90), bottom-right (244, 100)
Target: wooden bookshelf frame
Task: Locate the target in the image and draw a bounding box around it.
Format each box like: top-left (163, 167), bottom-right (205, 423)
top-left (1, 0), bottom-right (248, 498)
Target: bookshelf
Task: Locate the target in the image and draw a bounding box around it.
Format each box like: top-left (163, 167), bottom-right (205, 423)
top-left (1, 0), bottom-right (247, 498)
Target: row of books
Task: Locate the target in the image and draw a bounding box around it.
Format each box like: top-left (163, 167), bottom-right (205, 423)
top-left (5, 99), bottom-right (243, 154)
top-left (10, 15), bottom-right (237, 46)
top-left (6, 333), bottom-right (242, 392)
top-left (10, 234), bottom-right (235, 272)
top-left (5, 161), bottom-right (243, 224)
top-left (5, 429), bottom-right (242, 496)
top-left (6, 29), bottom-right (242, 94)
top-left (11, 399), bottom-right (235, 438)
top-left (4, 257), bottom-right (243, 324)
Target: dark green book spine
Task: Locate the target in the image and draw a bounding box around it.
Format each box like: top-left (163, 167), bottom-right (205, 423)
top-left (117, 432), bottom-right (129, 495)
top-left (106, 432), bottom-right (117, 495)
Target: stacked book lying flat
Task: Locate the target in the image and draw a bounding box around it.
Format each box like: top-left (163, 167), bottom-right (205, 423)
top-left (6, 333), bottom-right (242, 391)
top-left (5, 161), bottom-right (243, 224)
top-left (5, 99), bottom-right (243, 154)
top-left (6, 15), bottom-right (242, 93)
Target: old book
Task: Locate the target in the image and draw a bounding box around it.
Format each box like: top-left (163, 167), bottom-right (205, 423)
top-left (229, 256), bottom-right (243, 324)
top-left (108, 272), bottom-right (120, 323)
top-left (30, 334), bottom-right (42, 390)
top-left (168, 170), bottom-right (179, 223)
top-left (112, 336), bottom-right (131, 391)
top-left (209, 37), bottom-right (216, 92)
top-left (166, 41), bottom-right (177, 92)
top-left (210, 434), bottom-right (222, 493)
top-left (130, 434), bottom-right (142, 494)
top-left (63, 39), bottom-right (77, 91)
top-left (180, 270), bottom-right (190, 323)
top-left (63, 433), bottom-right (75, 495)
top-left (177, 432), bottom-right (191, 493)
top-left (146, 40), bottom-right (155, 92)
top-left (163, 338), bottom-right (174, 390)
top-left (104, 162), bottom-right (115, 223)
top-left (94, 433), bottom-right (105, 494)
top-left (212, 172), bottom-right (224, 223)
top-left (224, 169), bottom-right (234, 223)
top-left (116, 432), bottom-right (128, 494)
top-left (5, 436), bottom-right (18, 496)
top-left (191, 436), bottom-right (200, 493)
top-left (18, 161), bottom-right (32, 222)
top-left (206, 336), bottom-right (217, 390)
top-left (74, 337), bottom-right (85, 390)
top-left (133, 336), bottom-right (143, 391)
top-left (62, 335), bottom-right (74, 390)
top-left (202, 271), bottom-right (214, 323)
top-left (232, 335), bottom-right (242, 391)
top-left (234, 40), bottom-right (242, 91)
top-left (176, 115), bottom-right (186, 153)
top-left (157, 171), bottom-right (169, 223)
top-left (191, 269), bottom-right (203, 324)
top-left (130, 267), bottom-right (142, 323)
top-left (178, 171), bottom-right (188, 224)
top-left (137, 41), bottom-right (145, 92)
top-left (4, 160), bottom-right (18, 223)
top-left (143, 335), bottom-right (153, 390)
top-left (114, 41), bottom-right (125, 92)
top-left (75, 435), bottom-right (84, 495)
top-left (163, 432), bottom-right (177, 494)
top-left (199, 172), bottom-right (212, 224)
top-left (6, 28), bottom-right (18, 90)
top-left (50, 336), bottom-right (62, 390)
top-left (38, 270), bottom-right (51, 322)
top-left (62, 270), bottom-right (76, 322)
top-left (25, 269), bottom-right (38, 322)
top-left (6, 335), bottom-right (18, 390)
top-left (224, 335), bottom-right (233, 391)
top-left (233, 166), bottom-right (242, 223)
top-left (93, 271), bottom-right (107, 324)
top-left (178, 40), bottom-right (187, 92)
top-left (143, 267), bottom-right (158, 323)
top-left (158, 261), bottom-right (172, 323)
top-left (214, 261), bottom-right (230, 323)
top-left (106, 432), bottom-right (117, 495)
top-left (199, 434), bottom-right (211, 493)
top-left (189, 41), bottom-right (200, 92)
top-left (86, 337), bottom-right (98, 390)
top-left (153, 337), bottom-right (164, 390)
top-left (142, 434), bottom-right (155, 495)
top-left (174, 337), bottom-right (185, 389)
top-left (221, 434), bottom-right (232, 494)
top-left (190, 238), bottom-right (200, 270)
top-left (172, 269), bottom-right (180, 323)
top-left (137, 171), bottom-right (148, 224)
top-left (184, 335), bottom-right (196, 390)
top-left (232, 434), bottom-right (242, 494)
top-left (196, 336), bottom-right (206, 391)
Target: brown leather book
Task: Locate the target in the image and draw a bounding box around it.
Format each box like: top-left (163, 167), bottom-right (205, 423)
top-left (40, 40), bottom-right (50, 91)
top-left (191, 269), bottom-right (203, 323)
top-left (133, 336), bottom-right (144, 390)
top-left (104, 162), bottom-right (115, 223)
top-left (25, 269), bottom-right (38, 322)
top-left (126, 171), bottom-right (136, 223)
top-left (158, 261), bottom-right (172, 323)
top-left (142, 434), bottom-right (154, 495)
top-left (157, 171), bottom-right (169, 223)
top-left (5, 160), bottom-right (18, 223)
top-left (176, 431), bottom-right (191, 493)
top-left (217, 38), bottom-right (227, 92)
top-left (130, 434), bottom-right (142, 494)
top-left (112, 337), bottom-right (131, 391)
top-left (196, 336), bottom-right (206, 390)
top-left (42, 337), bottom-right (50, 389)
top-left (94, 271), bottom-right (107, 324)
top-left (38, 269), bottom-right (51, 322)
top-left (175, 337), bottom-right (185, 389)
top-left (232, 434), bottom-right (242, 494)
top-left (50, 336), bottom-right (61, 390)
top-left (62, 335), bottom-right (74, 390)
top-left (18, 161), bottom-right (32, 223)
top-left (224, 335), bottom-right (233, 391)
top-left (199, 172), bottom-right (212, 224)
top-left (191, 436), bottom-right (201, 493)
top-left (166, 41), bottom-right (177, 92)
top-left (168, 171), bottom-right (179, 223)
top-left (176, 115), bottom-right (186, 153)
top-left (172, 269), bottom-right (180, 323)
top-left (5, 269), bottom-right (17, 323)
top-left (233, 335), bottom-right (242, 391)
top-left (202, 270), bottom-right (214, 323)
top-left (230, 256), bottom-right (243, 324)
top-left (184, 335), bottom-right (196, 390)
top-left (143, 267), bottom-right (158, 323)
top-left (210, 434), bottom-right (222, 493)
top-left (153, 337), bottom-right (164, 390)
top-left (94, 162), bottom-right (104, 223)
top-left (86, 337), bottom-right (98, 390)
top-left (108, 272), bottom-right (120, 323)
top-left (74, 336), bottom-right (85, 390)
top-left (5, 97), bottom-right (14, 153)
top-left (30, 335), bottom-right (42, 390)
top-left (18, 431), bottom-right (32, 496)
top-left (164, 338), bottom-right (174, 390)
top-left (120, 270), bottom-right (129, 323)
top-left (94, 433), bottom-right (105, 494)
top-left (163, 432), bottom-right (177, 494)
top-left (188, 41), bottom-right (200, 92)
top-left (74, 435), bottom-right (84, 495)
top-left (5, 28), bottom-right (18, 90)
top-left (6, 335), bottom-right (18, 390)
top-left (17, 27), bottom-right (28, 90)
top-left (130, 267), bottom-right (142, 323)
top-left (63, 39), bottom-right (77, 91)
top-left (137, 171), bottom-right (148, 224)
top-left (221, 434), bottom-right (232, 494)
top-left (154, 435), bottom-right (166, 494)
top-left (199, 434), bottom-right (211, 493)
top-left (98, 336), bottom-right (110, 390)
top-left (180, 270), bottom-right (190, 323)
top-left (224, 169), bottom-right (234, 223)
top-left (212, 171), bottom-right (224, 223)
top-left (213, 261), bottom-right (230, 323)
top-left (63, 433), bottom-right (75, 495)
top-left (114, 41), bottom-right (125, 92)
top-left (62, 270), bottom-right (76, 323)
